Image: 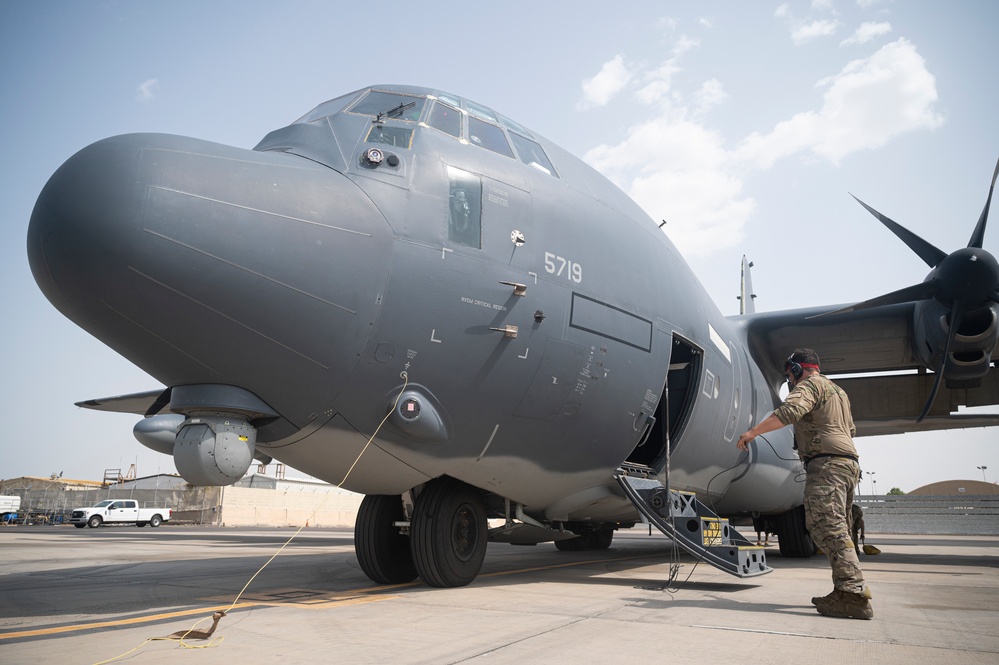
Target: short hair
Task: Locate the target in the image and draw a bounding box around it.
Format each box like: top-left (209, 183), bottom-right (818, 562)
top-left (790, 348), bottom-right (820, 367)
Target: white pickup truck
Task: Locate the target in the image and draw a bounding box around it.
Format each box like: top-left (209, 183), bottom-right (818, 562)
top-left (70, 499), bottom-right (172, 528)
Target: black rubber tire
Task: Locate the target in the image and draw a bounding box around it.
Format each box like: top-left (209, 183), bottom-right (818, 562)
top-left (589, 528), bottom-right (614, 550)
top-left (775, 505), bottom-right (816, 557)
top-left (410, 478), bottom-right (487, 588)
top-left (554, 534), bottom-right (589, 551)
top-left (136, 522), bottom-right (146, 527)
top-left (149, 515), bottom-right (162, 528)
top-left (355, 495), bottom-right (418, 584)
top-left (74, 523), bottom-right (86, 529)
top-left (88, 515), bottom-right (102, 529)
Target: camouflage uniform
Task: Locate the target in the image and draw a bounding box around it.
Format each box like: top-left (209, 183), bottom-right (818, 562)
top-left (773, 373), bottom-right (865, 594)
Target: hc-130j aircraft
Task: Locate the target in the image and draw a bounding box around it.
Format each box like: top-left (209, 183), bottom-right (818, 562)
top-left (28, 85), bottom-right (999, 587)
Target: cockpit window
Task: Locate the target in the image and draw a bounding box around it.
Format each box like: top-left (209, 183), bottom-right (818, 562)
top-left (509, 133), bottom-right (558, 177)
top-left (427, 101), bottom-right (462, 138)
top-left (365, 125), bottom-right (414, 148)
top-left (348, 91), bottom-right (426, 122)
top-left (466, 100), bottom-right (498, 123)
top-left (295, 92), bottom-right (362, 124)
top-left (447, 166), bottom-right (482, 248)
top-left (468, 116), bottom-right (514, 158)
top-left (498, 114), bottom-right (533, 139)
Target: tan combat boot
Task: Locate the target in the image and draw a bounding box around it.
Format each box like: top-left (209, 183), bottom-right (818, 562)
top-left (814, 589), bottom-right (874, 619)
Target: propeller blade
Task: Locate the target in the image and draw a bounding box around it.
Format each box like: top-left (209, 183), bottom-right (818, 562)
top-left (917, 301), bottom-right (964, 422)
top-left (967, 157), bottom-right (999, 249)
top-left (808, 280), bottom-right (938, 318)
top-left (851, 194), bottom-right (948, 268)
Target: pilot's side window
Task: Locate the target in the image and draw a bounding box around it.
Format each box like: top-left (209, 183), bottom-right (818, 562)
top-left (428, 101), bottom-right (462, 138)
top-left (468, 117), bottom-right (514, 158)
top-left (446, 166), bottom-right (482, 249)
top-left (510, 133), bottom-right (558, 177)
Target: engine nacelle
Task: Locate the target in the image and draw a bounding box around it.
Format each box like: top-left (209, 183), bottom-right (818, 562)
top-left (914, 300), bottom-right (999, 384)
top-left (174, 414), bottom-right (258, 486)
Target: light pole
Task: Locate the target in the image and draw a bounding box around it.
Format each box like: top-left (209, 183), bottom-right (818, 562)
top-left (978, 466), bottom-right (988, 482)
top-left (868, 471), bottom-right (876, 496)
top-left (872, 478), bottom-right (878, 496)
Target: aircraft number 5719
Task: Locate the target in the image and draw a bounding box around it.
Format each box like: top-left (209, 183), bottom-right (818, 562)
top-left (544, 252), bottom-right (582, 283)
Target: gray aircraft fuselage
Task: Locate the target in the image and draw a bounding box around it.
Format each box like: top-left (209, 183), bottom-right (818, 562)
top-left (28, 85), bottom-right (802, 531)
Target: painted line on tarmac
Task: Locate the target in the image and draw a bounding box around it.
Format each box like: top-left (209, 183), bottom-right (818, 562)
top-left (0, 551), bottom-right (662, 639)
top-left (0, 603), bottom-right (255, 641)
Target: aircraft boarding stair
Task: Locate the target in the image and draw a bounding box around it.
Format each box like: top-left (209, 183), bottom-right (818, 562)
top-left (615, 466), bottom-right (771, 578)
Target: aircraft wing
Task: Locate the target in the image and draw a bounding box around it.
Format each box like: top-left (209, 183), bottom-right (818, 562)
top-left (734, 303), bottom-right (999, 437)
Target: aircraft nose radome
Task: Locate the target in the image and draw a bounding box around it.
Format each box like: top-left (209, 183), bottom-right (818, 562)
top-left (28, 133), bottom-right (394, 427)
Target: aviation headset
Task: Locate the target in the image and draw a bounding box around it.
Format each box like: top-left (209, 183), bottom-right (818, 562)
top-left (784, 353), bottom-right (820, 381)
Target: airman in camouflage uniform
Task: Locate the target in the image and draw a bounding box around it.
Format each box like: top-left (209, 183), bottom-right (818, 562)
top-left (737, 348), bottom-right (873, 619)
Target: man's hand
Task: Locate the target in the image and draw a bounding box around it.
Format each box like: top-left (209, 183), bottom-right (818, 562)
top-left (737, 431), bottom-right (754, 451)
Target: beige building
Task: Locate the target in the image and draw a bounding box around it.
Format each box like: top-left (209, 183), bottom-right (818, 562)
top-left (907, 479), bottom-right (999, 496)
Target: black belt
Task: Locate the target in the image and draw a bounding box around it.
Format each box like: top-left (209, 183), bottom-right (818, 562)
top-left (804, 453), bottom-right (858, 466)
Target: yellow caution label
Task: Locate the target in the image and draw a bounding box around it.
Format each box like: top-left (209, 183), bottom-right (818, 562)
top-left (702, 518), bottom-right (723, 546)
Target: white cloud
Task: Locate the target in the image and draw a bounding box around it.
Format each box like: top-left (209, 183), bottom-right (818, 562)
top-left (693, 79), bottom-right (728, 116)
top-left (734, 38), bottom-right (943, 168)
top-left (578, 55), bottom-right (633, 109)
top-left (136, 78), bottom-right (159, 102)
top-left (633, 35), bottom-right (700, 106)
top-left (579, 38), bottom-right (942, 259)
top-left (792, 19), bottom-right (841, 44)
top-left (841, 21), bottom-right (892, 46)
top-left (584, 116), bottom-right (754, 257)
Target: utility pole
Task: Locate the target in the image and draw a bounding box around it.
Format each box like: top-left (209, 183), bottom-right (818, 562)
top-left (978, 465), bottom-right (988, 482)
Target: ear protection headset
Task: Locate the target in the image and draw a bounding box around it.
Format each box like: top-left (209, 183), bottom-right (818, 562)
top-left (785, 353), bottom-right (820, 382)
top-left (785, 354), bottom-right (803, 380)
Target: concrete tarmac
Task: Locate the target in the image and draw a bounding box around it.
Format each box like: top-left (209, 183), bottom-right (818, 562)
top-left (0, 526), bottom-right (996, 664)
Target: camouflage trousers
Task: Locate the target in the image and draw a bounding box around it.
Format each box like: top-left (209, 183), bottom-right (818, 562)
top-left (804, 457), bottom-right (865, 594)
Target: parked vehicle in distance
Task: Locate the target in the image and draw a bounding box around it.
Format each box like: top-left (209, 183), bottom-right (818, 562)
top-left (70, 499), bottom-right (171, 528)
top-left (0, 495), bottom-right (21, 524)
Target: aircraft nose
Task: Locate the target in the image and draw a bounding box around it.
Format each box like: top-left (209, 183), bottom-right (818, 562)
top-left (28, 133), bottom-right (394, 427)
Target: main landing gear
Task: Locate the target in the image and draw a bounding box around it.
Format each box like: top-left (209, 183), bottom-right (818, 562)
top-left (355, 477), bottom-right (488, 588)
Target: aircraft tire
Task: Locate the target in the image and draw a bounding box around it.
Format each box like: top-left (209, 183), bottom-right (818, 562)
top-left (589, 528), bottom-right (614, 550)
top-left (554, 525), bottom-right (613, 551)
top-left (410, 478), bottom-right (487, 588)
top-left (355, 494), bottom-right (418, 584)
top-left (554, 532), bottom-right (590, 551)
top-left (774, 505), bottom-right (816, 558)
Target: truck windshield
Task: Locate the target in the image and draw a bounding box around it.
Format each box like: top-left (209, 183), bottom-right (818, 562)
top-left (94, 500), bottom-right (113, 507)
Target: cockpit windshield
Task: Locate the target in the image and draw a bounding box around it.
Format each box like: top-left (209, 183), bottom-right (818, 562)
top-left (293, 87), bottom-right (559, 177)
top-left (348, 91), bottom-right (426, 122)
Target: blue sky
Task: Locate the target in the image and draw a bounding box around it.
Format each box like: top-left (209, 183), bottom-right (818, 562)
top-left (1, 0), bottom-right (996, 492)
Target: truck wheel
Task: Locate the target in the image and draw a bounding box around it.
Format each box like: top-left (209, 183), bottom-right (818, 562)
top-left (88, 515), bottom-right (102, 528)
top-left (136, 522), bottom-right (146, 527)
top-left (149, 515), bottom-right (162, 528)
top-left (74, 523), bottom-right (86, 529)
